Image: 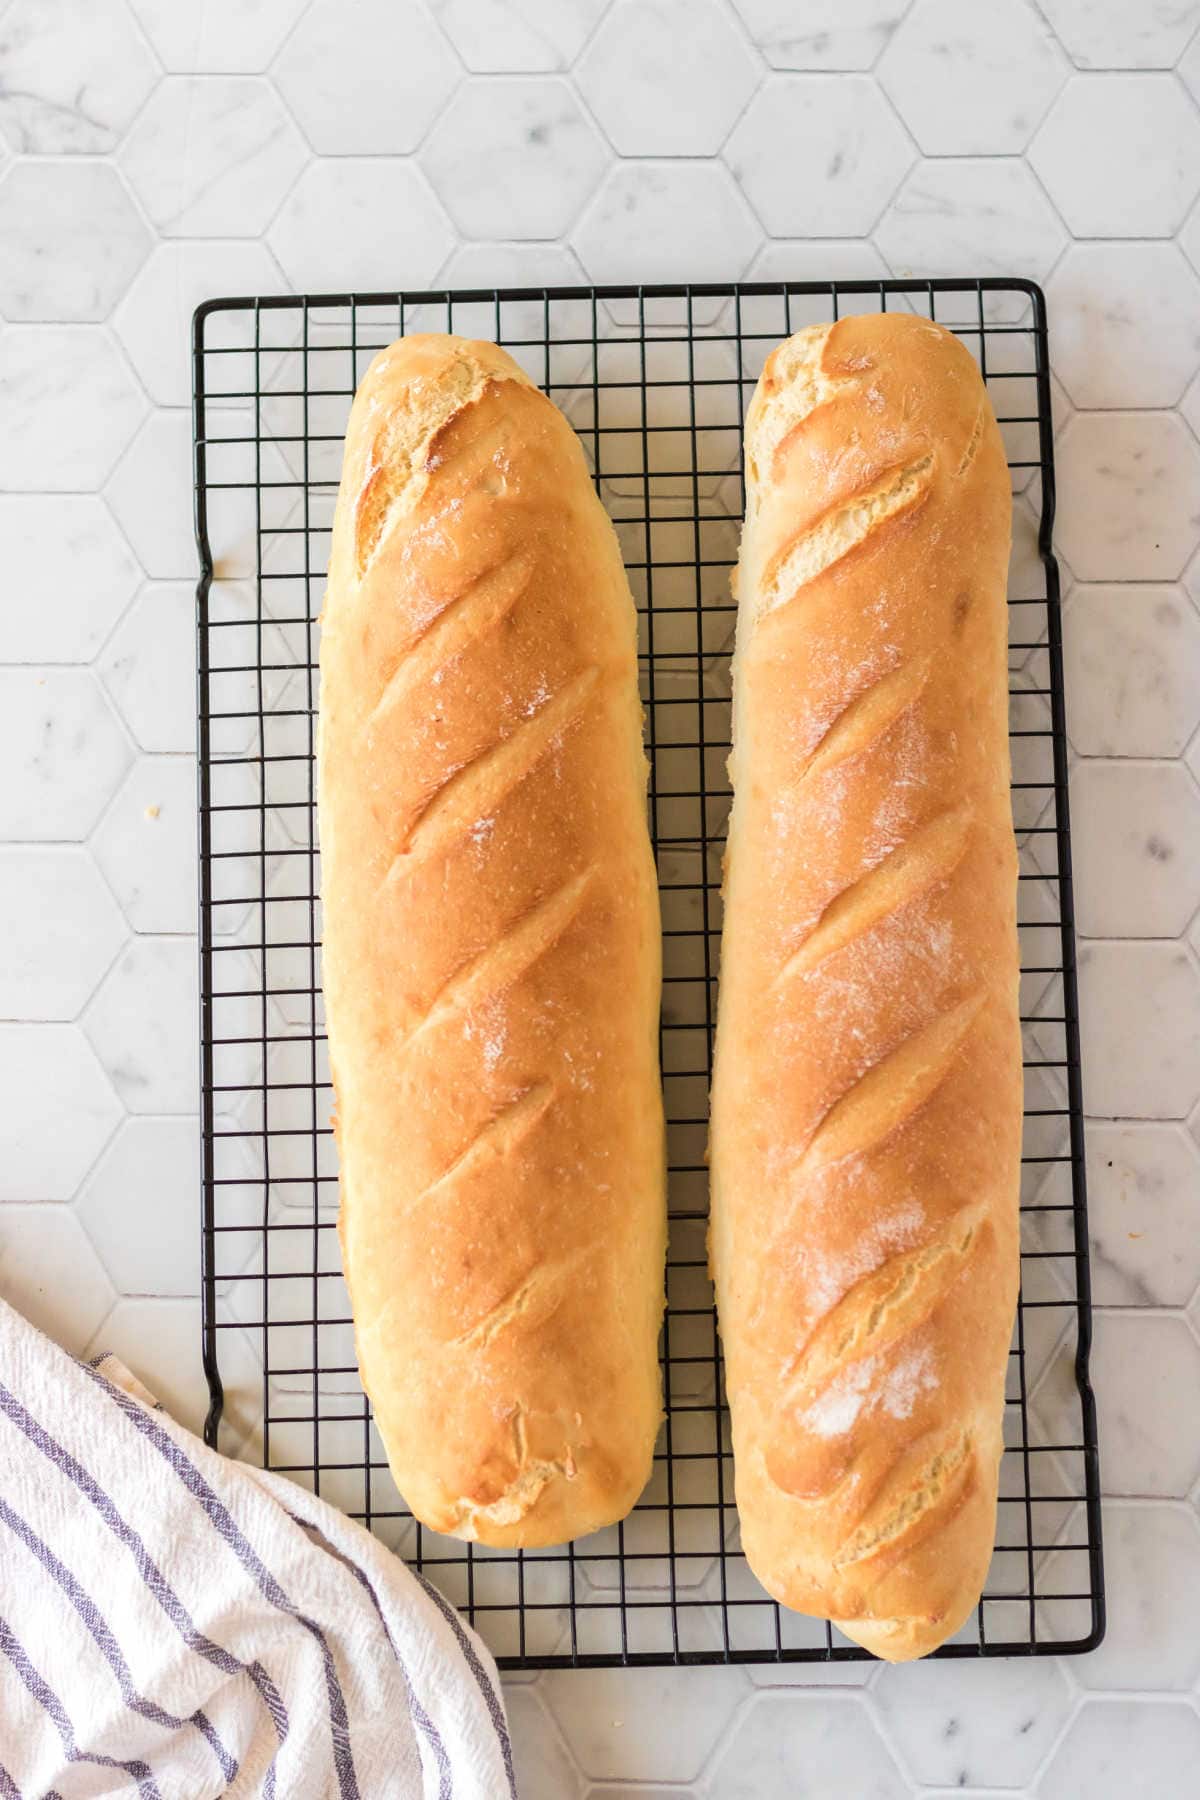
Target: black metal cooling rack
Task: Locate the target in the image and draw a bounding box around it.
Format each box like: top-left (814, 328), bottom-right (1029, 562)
top-left (193, 278), bottom-right (1103, 1667)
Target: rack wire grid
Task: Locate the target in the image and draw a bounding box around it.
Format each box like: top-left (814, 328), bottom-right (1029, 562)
top-left (193, 277), bottom-right (1103, 1669)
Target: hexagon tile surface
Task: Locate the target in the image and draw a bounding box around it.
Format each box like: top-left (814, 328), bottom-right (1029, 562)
top-left (0, 847), bottom-right (125, 1021)
top-left (576, 0), bottom-right (759, 156)
top-left (1062, 583), bottom-right (1200, 755)
top-left (114, 241), bottom-right (290, 407)
top-left (731, 0), bottom-right (907, 71)
top-left (273, 0), bottom-right (459, 155)
top-left (119, 77), bottom-right (308, 237)
top-left (0, 0), bottom-right (160, 154)
top-left (98, 584), bottom-right (201, 753)
top-left (0, 495), bottom-right (140, 662)
top-left (0, 327), bottom-right (146, 491)
top-left (1031, 72), bottom-right (1200, 237)
top-left (269, 159), bottom-right (456, 292)
top-left (126, 0), bottom-right (311, 73)
top-left (872, 1654), bottom-right (1072, 1787)
top-left (878, 0), bottom-right (1067, 156)
top-left (0, 668), bottom-right (132, 841)
top-left (0, 161), bottom-right (151, 322)
top-left (1038, 1700), bottom-right (1200, 1799)
top-left (422, 77), bottom-right (609, 240)
top-left (3, 0), bottom-right (1200, 1789)
top-left (573, 161), bottom-right (759, 284)
top-left (726, 77), bottom-right (913, 236)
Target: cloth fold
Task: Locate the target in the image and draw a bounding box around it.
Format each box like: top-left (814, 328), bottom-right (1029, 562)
top-left (0, 1299), bottom-right (514, 1799)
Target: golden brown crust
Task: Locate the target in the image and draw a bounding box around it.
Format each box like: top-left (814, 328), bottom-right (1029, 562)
top-left (710, 314), bottom-right (1021, 1661)
top-left (320, 334), bottom-right (667, 1548)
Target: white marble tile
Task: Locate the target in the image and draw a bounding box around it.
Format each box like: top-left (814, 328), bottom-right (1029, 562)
top-left (874, 158), bottom-right (1067, 290)
top-left (197, 406), bottom-right (266, 582)
top-left (1009, 485), bottom-right (1048, 593)
top-left (730, 0), bottom-right (908, 70)
top-left (703, 1692), bottom-right (907, 1797)
top-left (0, 1026), bottom-right (121, 1201)
top-left (1036, 1698), bottom-right (1200, 1799)
top-left (871, 1656), bottom-right (1072, 1787)
top-left (1078, 940), bottom-right (1200, 1118)
top-left (579, 1787), bottom-right (686, 1800)
top-left (1047, 242), bottom-right (1200, 409)
top-left (114, 241), bottom-right (290, 407)
top-left (1022, 1312), bottom-right (1090, 1465)
top-left (440, 241), bottom-right (586, 290)
top-left (439, 241), bottom-right (598, 382)
top-left (1, 0), bottom-right (1199, 1760)
top-left (127, 0), bottom-right (308, 72)
top-left (273, 0), bottom-right (459, 156)
top-left (86, 1295), bottom-right (263, 1451)
top-left (0, 326), bottom-right (146, 490)
top-left (84, 936), bottom-right (199, 1115)
top-left (1054, 412), bottom-right (1200, 581)
top-left (0, 1204), bottom-right (115, 1351)
top-left (1087, 1311), bottom-right (1200, 1495)
top-left (105, 411), bottom-right (198, 580)
top-left (747, 238), bottom-right (891, 292)
top-left (1070, 760), bottom-right (1200, 937)
top-left (1045, 0), bottom-right (1200, 68)
top-left (77, 1117), bottom-right (202, 1298)
top-left (726, 76), bottom-right (913, 236)
top-left (878, 0), bottom-right (1066, 155)
top-left (1180, 364), bottom-right (1200, 446)
top-left (97, 585), bottom-right (197, 754)
top-left (268, 158), bottom-right (455, 294)
top-left (544, 1667), bottom-right (747, 1783)
top-left (422, 77), bottom-right (608, 240)
top-left (1063, 585), bottom-right (1200, 756)
top-left (1031, 74), bottom-right (1200, 237)
top-left (576, 0), bottom-right (760, 156)
top-left (1178, 26), bottom-right (1200, 104)
top-left (1048, 1500), bottom-right (1200, 1689)
top-left (431, 0), bottom-right (607, 70)
top-left (0, 496), bottom-right (140, 662)
top-left (0, 161), bottom-right (151, 322)
top-left (1049, 369), bottom-right (1075, 447)
top-left (1179, 178), bottom-right (1200, 282)
top-left (741, 241), bottom-right (901, 343)
top-left (0, 0), bottom-right (159, 154)
top-left (91, 755), bottom-right (197, 933)
top-left (573, 162), bottom-right (759, 284)
top-left (0, 848), bottom-right (125, 1022)
top-left (1086, 1122), bottom-right (1200, 1306)
top-left (119, 77), bottom-right (308, 237)
top-left (0, 668), bottom-right (132, 841)
top-left (746, 1660), bottom-right (875, 1689)
top-left (506, 1688), bottom-right (585, 1800)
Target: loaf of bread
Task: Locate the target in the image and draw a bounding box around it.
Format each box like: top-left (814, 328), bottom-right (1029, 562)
top-left (709, 313), bottom-right (1021, 1660)
top-left (319, 335), bottom-right (666, 1548)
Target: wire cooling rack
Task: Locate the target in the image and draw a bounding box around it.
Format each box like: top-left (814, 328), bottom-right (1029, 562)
top-left (193, 278), bottom-right (1103, 1667)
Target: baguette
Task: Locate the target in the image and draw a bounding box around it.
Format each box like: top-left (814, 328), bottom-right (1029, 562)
top-left (710, 313), bottom-right (1021, 1660)
top-left (319, 335), bottom-right (666, 1548)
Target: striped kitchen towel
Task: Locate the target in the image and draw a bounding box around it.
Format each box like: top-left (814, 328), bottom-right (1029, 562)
top-left (0, 1298), bottom-right (515, 1799)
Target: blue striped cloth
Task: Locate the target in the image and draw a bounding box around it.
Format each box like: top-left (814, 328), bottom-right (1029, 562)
top-left (0, 1299), bottom-right (515, 1798)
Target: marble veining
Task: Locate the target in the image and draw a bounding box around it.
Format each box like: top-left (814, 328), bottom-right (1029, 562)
top-left (0, 161), bottom-right (151, 322)
top-left (0, 0), bottom-right (1199, 1792)
top-left (0, 0), bottom-right (160, 154)
top-left (117, 76), bottom-right (307, 236)
top-left (423, 75), bottom-right (609, 239)
top-left (1086, 1123), bottom-right (1200, 1306)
